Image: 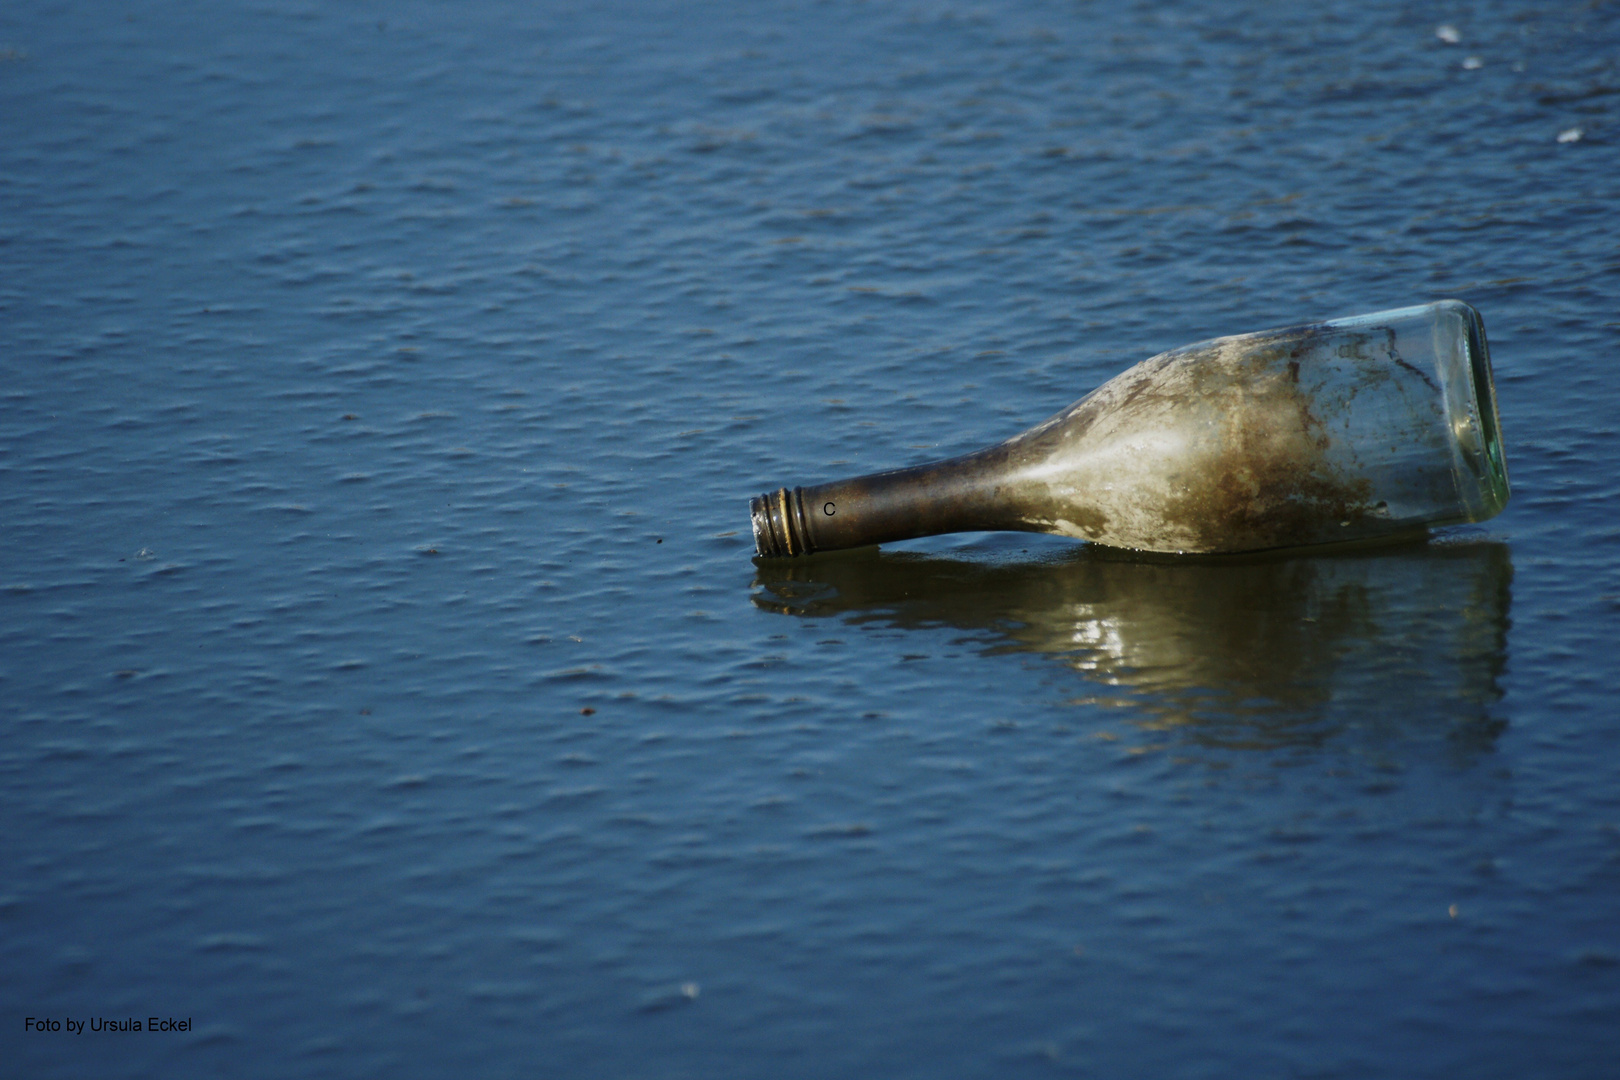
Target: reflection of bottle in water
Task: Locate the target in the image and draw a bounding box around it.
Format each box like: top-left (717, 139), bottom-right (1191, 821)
top-left (754, 540), bottom-right (1511, 754)
top-left (753, 301), bottom-right (1509, 556)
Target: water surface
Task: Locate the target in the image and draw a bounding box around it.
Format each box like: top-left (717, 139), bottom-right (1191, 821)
top-left (3, 1), bottom-right (1619, 1076)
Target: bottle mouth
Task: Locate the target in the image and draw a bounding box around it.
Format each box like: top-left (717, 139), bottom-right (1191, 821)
top-left (751, 487), bottom-right (813, 558)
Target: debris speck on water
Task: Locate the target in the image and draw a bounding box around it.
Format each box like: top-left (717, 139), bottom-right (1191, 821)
top-left (1435, 24), bottom-right (1461, 44)
top-left (637, 982), bottom-right (701, 1012)
top-left (1557, 127), bottom-right (1583, 144)
top-left (1462, 55), bottom-right (1483, 70)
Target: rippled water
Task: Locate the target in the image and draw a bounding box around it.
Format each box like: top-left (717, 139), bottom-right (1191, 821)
top-left (4, 1), bottom-right (1619, 1076)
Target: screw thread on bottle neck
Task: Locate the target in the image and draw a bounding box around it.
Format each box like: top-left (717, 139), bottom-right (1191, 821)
top-left (751, 487), bottom-right (815, 558)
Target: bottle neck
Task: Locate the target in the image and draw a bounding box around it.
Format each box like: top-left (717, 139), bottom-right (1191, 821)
top-left (752, 447), bottom-right (1029, 557)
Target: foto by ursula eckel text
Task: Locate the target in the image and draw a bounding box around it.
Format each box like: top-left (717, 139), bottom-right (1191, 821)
top-left (25, 1016), bottom-right (191, 1034)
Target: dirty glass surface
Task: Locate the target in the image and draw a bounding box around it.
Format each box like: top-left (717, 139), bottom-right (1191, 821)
top-left (3, 1), bottom-right (1618, 1076)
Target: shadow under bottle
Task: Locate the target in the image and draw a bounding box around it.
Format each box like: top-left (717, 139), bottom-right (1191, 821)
top-left (753, 538), bottom-right (1512, 756)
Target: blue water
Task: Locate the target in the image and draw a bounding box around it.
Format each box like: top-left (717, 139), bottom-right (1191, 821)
top-left (3, 1), bottom-right (1619, 1076)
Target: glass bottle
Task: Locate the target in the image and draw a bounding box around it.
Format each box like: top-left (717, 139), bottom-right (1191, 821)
top-left (750, 300), bottom-right (1509, 557)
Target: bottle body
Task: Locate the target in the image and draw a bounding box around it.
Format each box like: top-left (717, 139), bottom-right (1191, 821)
top-left (752, 301), bottom-right (1509, 557)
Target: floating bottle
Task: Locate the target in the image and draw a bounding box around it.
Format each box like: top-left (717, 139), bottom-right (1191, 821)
top-left (750, 301), bottom-right (1509, 557)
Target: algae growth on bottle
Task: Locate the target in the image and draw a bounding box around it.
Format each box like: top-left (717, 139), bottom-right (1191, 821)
top-left (750, 301), bottom-right (1509, 557)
